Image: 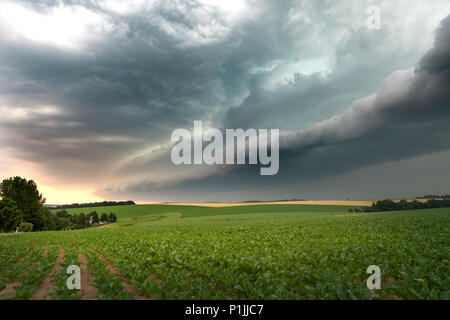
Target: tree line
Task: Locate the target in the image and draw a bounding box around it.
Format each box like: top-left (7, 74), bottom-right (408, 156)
top-left (0, 176), bottom-right (118, 233)
top-left (53, 210), bottom-right (117, 230)
top-left (52, 200), bottom-right (135, 210)
top-left (349, 198), bottom-right (450, 213)
top-left (415, 194), bottom-right (450, 199)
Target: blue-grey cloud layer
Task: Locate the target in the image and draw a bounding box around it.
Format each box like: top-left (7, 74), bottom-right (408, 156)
top-left (0, 0), bottom-right (449, 201)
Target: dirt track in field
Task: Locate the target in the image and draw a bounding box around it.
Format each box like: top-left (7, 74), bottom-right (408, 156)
top-left (0, 280), bottom-right (21, 299)
top-left (0, 244), bottom-right (46, 299)
top-left (43, 244), bottom-right (49, 256)
top-left (77, 253), bottom-right (98, 300)
top-left (96, 253), bottom-right (150, 300)
top-left (12, 246), bottom-right (35, 267)
top-left (30, 246), bottom-right (64, 300)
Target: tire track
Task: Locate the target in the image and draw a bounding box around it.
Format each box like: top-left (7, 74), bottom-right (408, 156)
top-left (30, 245), bottom-right (64, 300)
top-left (96, 253), bottom-right (150, 300)
top-left (77, 253), bottom-right (98, 300)
top-left (0, 281), bottom-right (21, 299)
top-left (0, 244), bottom-right (46, 299)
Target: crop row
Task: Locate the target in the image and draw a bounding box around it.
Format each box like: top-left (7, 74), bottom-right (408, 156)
top-left (13, 245), bottom-right (59, 299)
top-left (49, 246), bottom-right (80, 300)
top-left (1, 208), bottom-right (449, 299)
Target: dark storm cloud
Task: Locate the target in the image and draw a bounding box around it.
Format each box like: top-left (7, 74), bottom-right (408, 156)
top-left (1, 0), bottom-right (449, 200)
top-left (0, 0), bottom-right (246, 180)
top-left (1, 0), bottom-right (353, 181)
top-left (101, 14), bottom-right (450, 200)
top-left (419, 15), bottom-right (450, 73)
top-left (221, 2), bottom-right (439, 130)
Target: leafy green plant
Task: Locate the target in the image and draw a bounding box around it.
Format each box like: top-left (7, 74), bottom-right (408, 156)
top-left (13, 246), bottom-right (59, 300)
top-left (18, 222), bottom-right (33, 233)
top-left (49, 247), bottom-right (81, 300)
top-left (1, 205), bottom-right (449, 300)
top-left (82, 249), bottom-right (132, 300)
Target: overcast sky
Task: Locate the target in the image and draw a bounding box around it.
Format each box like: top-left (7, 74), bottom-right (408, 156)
top-left (0, 0), bottom-right (449, 203)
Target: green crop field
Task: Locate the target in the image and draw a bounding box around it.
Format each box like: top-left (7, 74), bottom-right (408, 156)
top-left (1, 204), bottom-right (449, 300)
top-left (55, 203), bottom-right (359, 219)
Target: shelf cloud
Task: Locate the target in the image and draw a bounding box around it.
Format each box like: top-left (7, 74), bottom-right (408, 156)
top-left (1, 0), bottom-right (449, 202)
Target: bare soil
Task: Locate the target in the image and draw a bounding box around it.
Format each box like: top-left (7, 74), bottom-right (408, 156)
top-left (0, 244), bottom-right (48, 299)
top-left (77, 253), bottom-right (98, 300)
top-left (0, 281), bottom-right (21, 299)
top-left (30, 246), bottom-right (65, 300)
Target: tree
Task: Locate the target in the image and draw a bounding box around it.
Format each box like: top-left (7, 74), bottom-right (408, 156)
top-left (70, 214), bottom-right (81, 229)
top-left (411, 200), bottom-right (425, 209)
top-left (108, 212), bottom-right (117, 222)
top-left (56, 217), bottom-right (70, 230)
top-left (54, 200), bottom-right (135, 210)
top-left (425, 199), bottom-right (441, 209)
top-left (78, 212), bottom-right (88, 228)
top-left (0, 177), bottom-right (46, 230)
top-left (362, 206), bottom-right (375, 212)
top-left (18, 222), bottom-right (33, 232)
top-left (397, 199), bottom-right (413, 210)
top-left (372, 199), bottom-right (397, 212)
top-left (0, 198), bottom-right (23, 232)
top-left (55, 210), bottom-right (69, 218)
top-left (41, 207), bottom-right (57, 231)
top-left (100, 213), bottom-right (108, 223)
top-left (357, 198), bottom-right (450, 213)
top-left (88, 211), bottom-right (99, 224)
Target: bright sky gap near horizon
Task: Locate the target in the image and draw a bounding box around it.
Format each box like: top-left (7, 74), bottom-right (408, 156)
top-left (0, 0), bottom-right (449, 204)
